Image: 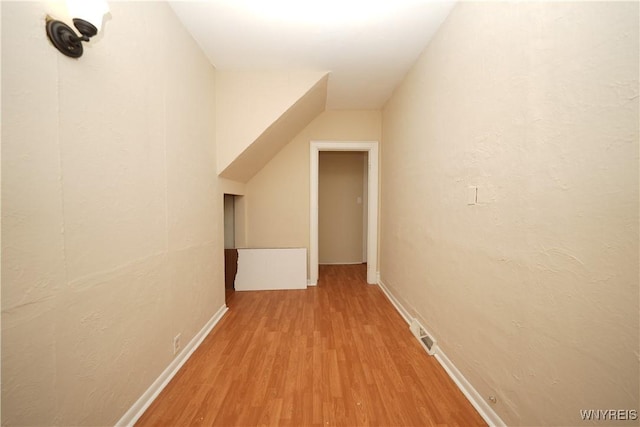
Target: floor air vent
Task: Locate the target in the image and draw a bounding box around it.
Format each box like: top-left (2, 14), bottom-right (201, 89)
top-left (410, 318), bottom-right (437, 356)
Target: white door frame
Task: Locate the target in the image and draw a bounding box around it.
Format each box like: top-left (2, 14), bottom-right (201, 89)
top-left (310, 141), bottom-right (379, 285)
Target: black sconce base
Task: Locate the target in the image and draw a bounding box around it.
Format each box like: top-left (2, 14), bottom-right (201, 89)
top-left (46, 18), bottom-right (84, 58)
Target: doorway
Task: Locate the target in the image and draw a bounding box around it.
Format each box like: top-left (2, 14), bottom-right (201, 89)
top-left (310, 141), bottom-right (379, 285)
top-left (318, 151), bottom-right (368, 265)
top-left (223, 194), bottom-right (240, 303)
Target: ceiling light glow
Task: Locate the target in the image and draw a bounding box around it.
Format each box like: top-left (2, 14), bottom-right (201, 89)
top-left (235, 0), bottom-right (423, 26)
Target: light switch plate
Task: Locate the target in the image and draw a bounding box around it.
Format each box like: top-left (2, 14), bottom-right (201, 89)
top-left (467, 186), bottom-right (478, 205)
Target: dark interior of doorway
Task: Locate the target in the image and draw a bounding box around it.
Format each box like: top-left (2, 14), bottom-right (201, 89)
top-left (224, 194), bottom-right (238, 304)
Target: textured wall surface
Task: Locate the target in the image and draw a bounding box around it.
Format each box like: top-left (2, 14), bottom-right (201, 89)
top-left (1, 2), bottom-right (224, 425)
top-left (381, 2), bottom-right (639, 425)
top-left (244, 110), bottom-right (380, 275)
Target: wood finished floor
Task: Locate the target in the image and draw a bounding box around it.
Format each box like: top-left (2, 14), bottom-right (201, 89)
top-left (136, 264), bottom-right (486, 427)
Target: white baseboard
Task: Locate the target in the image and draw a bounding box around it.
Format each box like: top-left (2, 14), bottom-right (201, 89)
top-left (376, 277), bottom-right (506, 427)
top-left (376, 277), bottom-right (412, 325)
top-left (434, 349), bottom-right (506, 427)
top-left (307, 279), bottom-right (317, 286)
top-left (115, 304), bottom-right (229, 427)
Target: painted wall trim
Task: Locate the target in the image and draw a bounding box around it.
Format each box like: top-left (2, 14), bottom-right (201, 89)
top-left (115, 304), bottom-right (229, 427)
top-left (434, 349), bottom-right (507, 427)
top-left (310, 140), bottom-right (379, 285)
top-left (307, 280), bottom-right (317, 286)
top-left (377, 277), bottom-right (506, 427)
top-left (376, 278), bottom-right (412, 325)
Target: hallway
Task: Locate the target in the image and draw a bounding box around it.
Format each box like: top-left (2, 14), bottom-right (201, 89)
top-left (136, 265), bottom-right (485, 426)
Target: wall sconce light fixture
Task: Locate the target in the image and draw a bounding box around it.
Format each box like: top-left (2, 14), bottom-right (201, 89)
top-left (46, 0), bottom-right (110, 58)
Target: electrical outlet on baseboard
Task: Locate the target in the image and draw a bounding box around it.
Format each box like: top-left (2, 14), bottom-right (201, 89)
top-left (173, 333), bottom-right (181, 355)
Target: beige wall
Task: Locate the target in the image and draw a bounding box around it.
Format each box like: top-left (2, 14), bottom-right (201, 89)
top-left (244, 110), bottom-right (380, 275)
top-left (319, 152), bottom-right (366, 264)
top-left (224, 195), bottom-right (235, 249)
top-left (1, 2), bottom-right (224, 425)
top-left (234, 195), bottom-right (248, 248)
top-left (381, 2), bottom-right (639, 426)
top-left (219, 177), bottom-right (246, 196)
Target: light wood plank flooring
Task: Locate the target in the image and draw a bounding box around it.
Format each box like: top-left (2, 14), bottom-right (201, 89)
top-left (136, 264), bottom-right (486, 426)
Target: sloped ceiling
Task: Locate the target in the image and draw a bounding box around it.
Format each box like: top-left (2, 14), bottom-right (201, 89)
top-left (219, 74), bottom-right (328, 182)
top-left (169, 1), bottom-right (456, 182)
top-left (215, 70), bottom-right (329, 180)
top-left (169, 1), bottom-right (456, 109)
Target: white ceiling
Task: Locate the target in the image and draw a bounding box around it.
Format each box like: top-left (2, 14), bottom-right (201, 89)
top-left (169, 0), bottom-right (455, 110)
